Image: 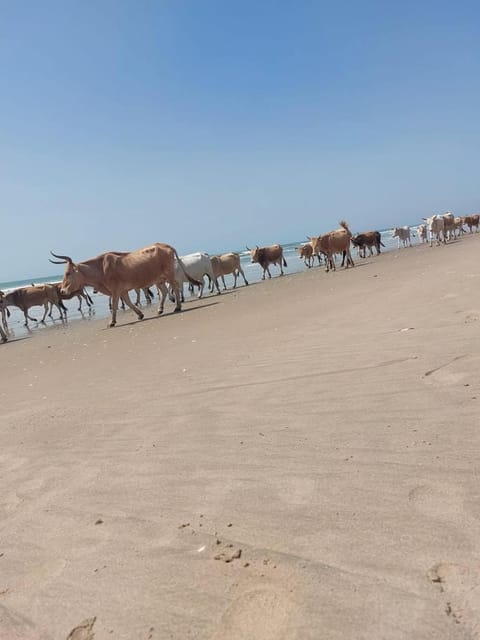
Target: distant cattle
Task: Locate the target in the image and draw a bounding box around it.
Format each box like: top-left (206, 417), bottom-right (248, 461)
top-left (297, 244), bottom-right (314, 267)
top-left (417, 224), bottom-right (428, 243)
top-left (248, 245), bottom-right (287, 279)
top-left (50, 244), bottom-right (202, 327)
top-left (310, 221), bottom-right (354, 272)
top-left (392, 227), bottom-right (412, 248)
top-left (2, 284), bottom-right (66, 327)
top-left (351, 231), bottom-right (385, 258)
top-left (210, 253), bottom-right (248, 291)
top-left (422, 215), bottom-right (445, 246)
top-left (463, 214), bottom-right (480, 233)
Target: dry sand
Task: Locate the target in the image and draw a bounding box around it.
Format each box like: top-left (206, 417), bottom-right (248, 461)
top-left (1, 235), bottom-right (479, 639)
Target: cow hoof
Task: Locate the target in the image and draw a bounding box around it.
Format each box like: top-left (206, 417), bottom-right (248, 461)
top-left (173, 307), bottom-right (182, 313)
top-left (138, 313), bottom-right (144, 321)
top-left (109, 322), bottom-right (116, 328)
top-left (245, 282), bottom-right (249, 286)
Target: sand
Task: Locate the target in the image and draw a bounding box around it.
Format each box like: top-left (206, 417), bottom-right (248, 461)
top-left (1, 234), bottom-right (479, 639)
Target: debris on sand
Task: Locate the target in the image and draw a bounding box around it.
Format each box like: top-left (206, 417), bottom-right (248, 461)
top-left (66, 616), bottom-right (96, 640)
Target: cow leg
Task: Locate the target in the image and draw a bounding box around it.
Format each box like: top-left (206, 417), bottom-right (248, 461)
top-left (41, 303), bottom-right (48, 323)
top-left (134, 289), bottom-right (141, 306)
top-left (121, 291), bottom-right (144, 321)
top-left (197, 276), bottom-right (205, 299)
top-left (110, 294), bottom-right (120, 326)
top-left (157, 283), bottom-right (169, 314)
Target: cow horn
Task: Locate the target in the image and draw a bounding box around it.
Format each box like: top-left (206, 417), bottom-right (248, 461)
top-left (50, 251), bottom-right (73, 264)
top-left (246, 245), bottom-right (251, 251)
top-left (256, 245), bottom-right (259, 249)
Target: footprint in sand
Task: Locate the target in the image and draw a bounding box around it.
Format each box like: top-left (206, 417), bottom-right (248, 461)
top-left (427, 562), bottom-right (480, 635)
top-left (210, 587), bottom-right (295, 640)
top-left (408, 483), bottom-right (466, 522)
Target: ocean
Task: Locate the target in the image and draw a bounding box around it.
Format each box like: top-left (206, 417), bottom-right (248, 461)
top-left (0, 227), bottom-right (416, 340)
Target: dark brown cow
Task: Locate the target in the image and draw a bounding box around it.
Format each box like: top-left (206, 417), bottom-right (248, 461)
top-left (311, 221), bottom-right (354, 272)
top-left (248, 244), bottom-right (287, 279)
top-left (50, 244), bottom-right (202, 327)
top-left (2, 285), bottom-right (66, 327)
top-left (351, 231), bottom-right (385, 258)
top-left (463, 214), bottom-right (479, 233)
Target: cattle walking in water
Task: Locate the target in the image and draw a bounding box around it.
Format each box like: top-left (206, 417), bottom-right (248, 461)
top-left (310, 221), bottom-right (354, 272)
top-left (2, 285), bottom-right (66, 327)
top-left (210, 253), bottom-right (248, 291)
top-left (50, 244), bottom-right (202, 327)
top-left (392, 227), bottom-right (412, 248)
top-left (351, 231), bottom-right (385, 258)
top-left (463, 214), bottom-right (480, 233)
top-left (248, 244), bottom-right (287, 279)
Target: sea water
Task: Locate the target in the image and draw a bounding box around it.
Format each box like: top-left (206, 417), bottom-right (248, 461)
top-left (0, 227), bottom-right (417, 341)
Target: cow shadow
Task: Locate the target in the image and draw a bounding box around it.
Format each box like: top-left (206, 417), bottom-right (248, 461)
top-left (109, 301), bottom-right (220, 329)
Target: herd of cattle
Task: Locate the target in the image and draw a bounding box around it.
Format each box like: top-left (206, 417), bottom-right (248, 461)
top-left (0, 212), bottom-right (478, 343)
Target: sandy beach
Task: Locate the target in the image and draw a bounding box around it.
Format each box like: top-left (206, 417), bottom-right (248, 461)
top-left (1, 234), bottom-right (479, 639)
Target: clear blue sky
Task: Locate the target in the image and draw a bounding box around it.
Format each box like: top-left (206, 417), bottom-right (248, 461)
top-left (1, 0), bottom-right (479, 280)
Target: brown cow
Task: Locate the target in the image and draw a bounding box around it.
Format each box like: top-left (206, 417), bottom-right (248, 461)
top-left (297, 244), bottom-right (314, 267)
top-left (248, 244), bottom-right (287, 279)
top-left (210, 253), bottom-right (249, 291)
top-left (2, 284), bottom-right (66, 327)
top-left (463, 214), bottom-right (480, 233)
top-left (311, 221), bottom-right (354, 272)
top-left (50, 244), bottom-right (202, 327)
top-left (51, 283), bottom-right (94, 314)
top-left (350, 231), bottom-right (385, 258)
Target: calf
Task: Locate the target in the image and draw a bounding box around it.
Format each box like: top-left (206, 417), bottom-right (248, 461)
top-left (417, 224), bottom-right (428, 243)
top-left (297, 244), bottom-right (314, 267)
top-left (3, 284), bottom-right (66, 327)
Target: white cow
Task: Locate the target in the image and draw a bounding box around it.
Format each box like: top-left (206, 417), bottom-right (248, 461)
top-left (454, 217), bottom-right (465, 237)
top-left (172, 252), bottom-right (220, 301)
top-left (423, 215), bottom-right (445, 246)
top-left (392, 226), bottom-right (412, 248)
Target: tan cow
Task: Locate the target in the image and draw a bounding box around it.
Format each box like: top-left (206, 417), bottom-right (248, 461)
top-left (442, 212), bottom-right (455, 241)
top-left (210, 253), bottom-right (249, 290)
top-left (50, 244), bottom-right (202, 327)
top-left (463, 214), bottom-right (480, 233)
top-left (2, 284), bottom-right (66, 327)
top-left (297, 244), bottom-right (314, 268)
top-left (248, 244), bottom-right (287, 279)
top-left (311, 221), bottom-right (354, 272)
top-left (417, 224), bottom-right (428, 243)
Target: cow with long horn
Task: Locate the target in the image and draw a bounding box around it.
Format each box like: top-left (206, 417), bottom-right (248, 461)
top-left (50, 243), bottom-right (202, 327)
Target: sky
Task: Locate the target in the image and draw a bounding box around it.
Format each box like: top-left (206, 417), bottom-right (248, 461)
top-left (1, 0), bottom-right (479, 280)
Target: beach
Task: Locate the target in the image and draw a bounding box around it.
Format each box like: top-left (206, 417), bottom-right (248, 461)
top-left (1, 234), bottom-right (479, 639)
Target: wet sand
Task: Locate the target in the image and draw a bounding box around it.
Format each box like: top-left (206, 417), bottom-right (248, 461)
top-left (1, 234), bottom-right (479, 639)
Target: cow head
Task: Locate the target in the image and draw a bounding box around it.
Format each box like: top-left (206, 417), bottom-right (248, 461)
top-left (247, 246), bottom-right (260, 263)
top-left (49, 252), bottom-right (85, 295)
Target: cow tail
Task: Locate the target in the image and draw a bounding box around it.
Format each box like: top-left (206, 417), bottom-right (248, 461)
top-left (282, 257), bottom-right (287, 267)
top-left (380, 241), bottom-right (386, 247)
top-left (173, 249), bottom-right (203, 288)
top-left (6, 307), bottom-right (10, 318)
